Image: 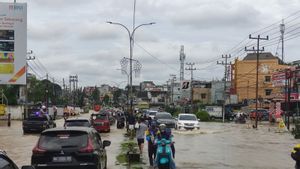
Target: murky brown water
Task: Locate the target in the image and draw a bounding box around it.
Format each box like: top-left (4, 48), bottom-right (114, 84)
top-left (0, 118), bottom-right (298, 169)
top-left (173, 122), bottom-right (298, 169)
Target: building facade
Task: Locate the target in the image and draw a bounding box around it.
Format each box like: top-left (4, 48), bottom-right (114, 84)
top-left (231, 52), bottom-right (288, 102)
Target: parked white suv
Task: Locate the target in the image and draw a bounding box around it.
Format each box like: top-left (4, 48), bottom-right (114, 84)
top-left (176, 114), bottom-right (200, 130)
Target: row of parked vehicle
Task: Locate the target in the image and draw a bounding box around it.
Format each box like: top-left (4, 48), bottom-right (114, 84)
top-left (19, 109), bottom-right (113, 169)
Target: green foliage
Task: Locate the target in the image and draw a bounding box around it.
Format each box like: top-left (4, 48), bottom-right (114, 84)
top-left (0, 85), bottom-right (19, 105)
top-left (91, 86), bottom-right (100, 104)
top-left (102, 94), bottom-right (110, 105)
top-left (196, 110), bottom-right (210, 121)
top-left (27, 77), bottom-right (63, 105)
top-left (113, 89), bottom-right (122, 104)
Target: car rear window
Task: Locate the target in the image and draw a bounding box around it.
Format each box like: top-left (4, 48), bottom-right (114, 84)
top-left (179, 115), bottom-right (197, 121)
top-left (92, 114), bottom-right (108, 120)
top-left (64, 120), bottom-right (90, 127)
top-left (39, 131), bottom-right (88, 150)
top-left (156, 113), bottom-right (172, 119)
top-left (149, 112), bottom-right (157, 116)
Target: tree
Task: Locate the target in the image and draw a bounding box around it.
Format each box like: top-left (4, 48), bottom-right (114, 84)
top-left (103, 94), bottom-right (110, 105)
top-left (0, 85), bottom-right (19, 105)
top-left (113, 89), bottom-right (122, 104)
top-left (91, 86), bottom-right (100, 104)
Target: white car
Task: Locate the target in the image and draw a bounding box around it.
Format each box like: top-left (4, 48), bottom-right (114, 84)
top-left (176, 114), bottom-right (200, 130)
top-left (148, 110), bottom-right (158, 120)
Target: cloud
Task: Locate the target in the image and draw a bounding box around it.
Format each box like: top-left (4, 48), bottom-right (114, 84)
top-left (170, 2), bottom-right (261, 30)
top-left (78, 23), bottom-right (121, 41)
top-left (8, 0), bottom-right (300, 87)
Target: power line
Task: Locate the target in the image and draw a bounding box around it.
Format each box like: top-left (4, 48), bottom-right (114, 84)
top-left (135, 42), bottom-right (179, 72)
top-left (36, 57), bottom-right (48, 73)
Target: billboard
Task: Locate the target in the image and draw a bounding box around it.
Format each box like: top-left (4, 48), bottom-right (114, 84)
top-left (272, 71), bottom-right (286, 87)
top-left (181, 80), bottom-right (191, 100)
top-left (0, 3), bottom-right (27, 85)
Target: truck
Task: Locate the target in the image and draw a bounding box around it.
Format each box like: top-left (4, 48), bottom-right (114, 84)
top-left (22, 110), bottom-right (56, 133)
top-left (205, 106), bottom-right (235, 121)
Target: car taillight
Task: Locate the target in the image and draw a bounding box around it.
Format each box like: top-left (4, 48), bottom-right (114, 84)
top-left (79, 138), bottom-right (94, 153)
top-left (32, 144), bottom-right (46, 154)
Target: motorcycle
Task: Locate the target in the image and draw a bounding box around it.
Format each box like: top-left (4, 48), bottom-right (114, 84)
top-left (154, 138), bottom-right (176, 169)
top-left (117, 116), bottom-right (125, 129)
top-left (235, 113), bottom-right (247, 124)
top-left (235, 116), bottom-right (246, 124)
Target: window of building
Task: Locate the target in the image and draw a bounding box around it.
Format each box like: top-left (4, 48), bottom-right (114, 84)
top-left (265, 89), bottom-right (272, 96)
top-left (265, 76), bottom-right (271, 82)
top-left (178, 88), bottom-right (180, 91)
top-left (201, 93), bottom-right (206, 99)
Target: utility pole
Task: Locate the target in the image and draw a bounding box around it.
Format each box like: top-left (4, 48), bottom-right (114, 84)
top-left (185, 63), bottom-right (196, 106)
top-left (69, 75), bottom-right (78, 106)
top-left (280, 19), bottom-right (285, 62)
top-left (169, 74), bottom-right (176, 105)
top-left (217, 55), bottom-right (231, 123)
top-left (46, 73), bottom-right (49, 109)
top-left (25, 51), bottom-right (35, 119)
top-left (245, 34), bottom-right (269, 128)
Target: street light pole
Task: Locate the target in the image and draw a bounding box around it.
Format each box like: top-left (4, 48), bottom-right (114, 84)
top-left (107, 21), bottom-right (155, 113)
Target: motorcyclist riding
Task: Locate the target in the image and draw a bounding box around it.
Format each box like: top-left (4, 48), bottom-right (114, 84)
top-left (40, 105), bottom-right (47, 114)
top-left (154, 124), bottom-right (176, 169)
top-left (157, 124), bottom-right (175, 158)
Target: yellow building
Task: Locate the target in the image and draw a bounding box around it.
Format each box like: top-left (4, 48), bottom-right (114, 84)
top-left (232, 52), bottom-right (288, 102)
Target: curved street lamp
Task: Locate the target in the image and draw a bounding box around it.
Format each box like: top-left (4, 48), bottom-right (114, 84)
top-left (107, 21), bottom-right (155, 113)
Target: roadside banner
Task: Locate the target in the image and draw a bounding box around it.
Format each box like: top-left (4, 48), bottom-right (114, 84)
top-left (181, 80), bottom-right (191, 100)
top-left (0, 3), bottom-right (27, 84)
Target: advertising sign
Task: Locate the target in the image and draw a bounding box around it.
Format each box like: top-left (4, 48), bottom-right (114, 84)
top-left (0, 3), bottom-right (27, 85)
top-left (272, 71), bottom-right (286, 87)
top-left (181, 80), bottom-right (191, 100)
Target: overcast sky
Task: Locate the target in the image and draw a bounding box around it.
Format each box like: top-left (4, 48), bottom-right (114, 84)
top-left (3, 0), bottom-right (300, 88)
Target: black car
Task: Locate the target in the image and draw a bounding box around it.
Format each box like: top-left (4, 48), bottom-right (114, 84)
top-left (0, 150), bottom-right (34, 169)
top-left (23, 113), bottom-right (56, 133)
top-left (31, 127), bottom-right (111, 169)
top-left (154, 112), bottom-right (176, 128)
top-left (64, 118), bottom-right (92, 127)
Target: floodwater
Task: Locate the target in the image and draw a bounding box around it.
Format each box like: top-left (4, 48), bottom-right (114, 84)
top-left (172, 122), bottom-right (298, 169)
top-left (0, 116), bottom-right (298, 169)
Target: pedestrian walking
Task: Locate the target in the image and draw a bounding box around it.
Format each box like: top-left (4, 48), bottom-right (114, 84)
top-left (145, 122), bottom-right (159, 166)
top-left (53, 105), bottom-right (57, 120)
top-left (135, 118), bottom-right (148, 154)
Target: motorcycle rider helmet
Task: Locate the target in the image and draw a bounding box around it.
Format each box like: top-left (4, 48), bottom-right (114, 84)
top-left (159, 124), bottom-right (166, 132)
top-left (41, 105), bottom-right (47, 114)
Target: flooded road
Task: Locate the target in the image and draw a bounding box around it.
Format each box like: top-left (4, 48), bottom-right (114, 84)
top-left (0, 117), bottom-right (298, 169)
top-left (173, 122), bottom-right (297, 169)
